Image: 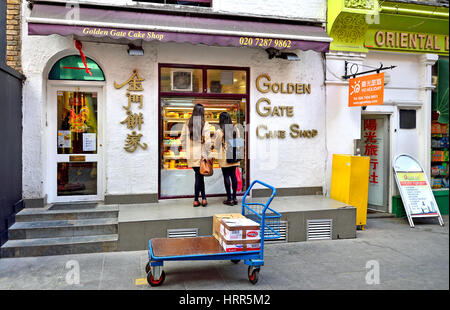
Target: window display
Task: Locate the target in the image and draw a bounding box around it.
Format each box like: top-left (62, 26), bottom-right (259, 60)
top-left (159, 63), bottom-right (249, 198)
top-left (160, 97), bottom-right (247, 197)
top-left (431, 121), bottom-right (449, 189)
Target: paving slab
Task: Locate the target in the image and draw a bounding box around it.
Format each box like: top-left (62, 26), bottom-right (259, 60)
top-left (0, 216), bottom-right (447, 290)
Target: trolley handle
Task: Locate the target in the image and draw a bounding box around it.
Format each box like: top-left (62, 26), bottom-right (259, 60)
top-left (242, 180), bottom-right (276, 204)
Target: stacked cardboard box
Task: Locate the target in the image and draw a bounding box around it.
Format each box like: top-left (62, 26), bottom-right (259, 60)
top-left (212, 213), bottom-right (246, 241)
top-left (217, 217), bottom-right (261, 253)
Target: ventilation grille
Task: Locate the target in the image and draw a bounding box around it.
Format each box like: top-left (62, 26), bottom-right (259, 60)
top-left (167, 228), bottom-right (199, 238)
top-left (265, 221), bottom-right (288, 243)
top-left (307, 219), bottom-right (332, 241)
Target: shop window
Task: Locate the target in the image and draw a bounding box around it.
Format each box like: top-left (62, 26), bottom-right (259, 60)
top-left (160, 67), bottom-right (203, 93)
top-left (159, 64), bottom-right (249, 199)
top-left (399, 109), bottom-right (416, 129)
top-left (207, 69), bottom-right (247, 94)
top-left (160, 97), bottom-right (247, 197)
top-left (48, 55), bottom-right (105, 81)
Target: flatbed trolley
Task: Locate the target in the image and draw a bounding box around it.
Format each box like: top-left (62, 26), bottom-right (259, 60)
top-left (145, 180), bottom-right (281, 286)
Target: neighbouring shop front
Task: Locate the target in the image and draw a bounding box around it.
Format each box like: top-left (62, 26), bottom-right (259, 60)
top-left (326, 0), bottom-right (449, 214)
top-left (22, 2), bottom-right (331, 205)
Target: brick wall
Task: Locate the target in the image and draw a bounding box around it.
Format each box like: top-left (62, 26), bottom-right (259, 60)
top-left (5, 0), bottom-right (21, 72)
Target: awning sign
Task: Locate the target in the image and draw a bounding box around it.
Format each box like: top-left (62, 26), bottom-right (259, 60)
top-left (393, 154), bottom-right (444, 228)
top-left (348, 72), bottom-right (384, 107)
top-left (27, 4), bottom-right (331, 53)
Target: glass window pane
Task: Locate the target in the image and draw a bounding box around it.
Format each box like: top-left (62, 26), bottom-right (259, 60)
top-left (160, 67), bottom-right (203, 93)
top-left (160, 97), bottom-right (247, 197)
top-left (48, 55), bottom-right (105, 81)
top-left (57, 91), bottom-right (98, 154)
top-left (57, 162), bottom-right (97, 196)
top-left (207, 69), bottom-right (247, 94)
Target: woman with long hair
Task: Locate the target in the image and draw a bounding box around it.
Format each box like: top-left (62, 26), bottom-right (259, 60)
top-left (180, 104), bottom-right (211, 207)
top-left (214, 112), bottom-right (241, 205)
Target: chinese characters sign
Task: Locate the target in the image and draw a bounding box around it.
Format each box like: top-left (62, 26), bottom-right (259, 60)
top-left (362, 118), bottom-right (385, 207)
top-left (349, 73), bottom-right (384, 107)
top-left (115, 70), bottom-right (148, 153)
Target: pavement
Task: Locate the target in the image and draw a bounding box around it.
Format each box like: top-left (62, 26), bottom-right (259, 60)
top-left (0, 215), bottom-right (448, 291)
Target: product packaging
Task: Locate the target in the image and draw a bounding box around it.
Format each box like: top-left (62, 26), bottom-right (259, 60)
top-left (218, 218), bottom-right (261, 252)
top-left (212, 213), bottom-right (246, 241)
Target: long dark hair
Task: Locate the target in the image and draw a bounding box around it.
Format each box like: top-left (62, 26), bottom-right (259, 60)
top-left (188, 104), bottom-right (205, 141)
top-left (219, 112), bottom-right (234, 143)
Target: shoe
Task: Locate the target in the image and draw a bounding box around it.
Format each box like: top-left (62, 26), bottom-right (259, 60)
top-left (193, 201), bottom-right (200, 207)
top-left (201, 199), bottom-right (208, 207)
top-left (223, 200), bottom-right (233, 206)
top-left (232, 200), bottom-right (238, 205)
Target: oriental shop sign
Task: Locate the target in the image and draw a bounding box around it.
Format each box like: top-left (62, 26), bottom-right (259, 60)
top-left (366, 30), bottom-right (449, 56)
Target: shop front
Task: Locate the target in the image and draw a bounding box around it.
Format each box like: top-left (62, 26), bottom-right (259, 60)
top-left (326, 0), bottom-right (449, 214)
top-left (22, 1), bottom-right (331, 206)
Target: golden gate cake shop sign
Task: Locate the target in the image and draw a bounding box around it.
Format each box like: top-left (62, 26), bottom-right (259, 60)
top-left (255, 74), bottom-right (318, 140)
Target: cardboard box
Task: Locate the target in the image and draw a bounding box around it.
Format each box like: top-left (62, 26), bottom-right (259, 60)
top-left (213, 213), bottom-right (246, 241)
top-left (218, 233), bottom-right (261, 253)
top-left (220, 218), bottom-right (261, 241)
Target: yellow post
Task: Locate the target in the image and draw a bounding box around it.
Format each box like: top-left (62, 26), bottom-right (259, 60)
top-left (330, 154), bottom-right (370, 229)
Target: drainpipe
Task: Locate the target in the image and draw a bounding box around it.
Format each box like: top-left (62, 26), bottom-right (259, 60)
top-left (380, 5), bottom-right (449, 19)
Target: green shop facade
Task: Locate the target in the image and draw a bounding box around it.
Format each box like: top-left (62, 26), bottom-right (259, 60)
top-left (325, 0), bottom-right (449, 216)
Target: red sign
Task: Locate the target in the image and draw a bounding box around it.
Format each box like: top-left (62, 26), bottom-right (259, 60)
top-left (349, 73), bottom-right (384, 107)
top-left (247, 231), bottom-right (258, 238)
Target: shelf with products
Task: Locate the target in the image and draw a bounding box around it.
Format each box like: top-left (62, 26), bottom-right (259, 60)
top-left (431, 121), bottom-right (449, 190)
top-left (161, 97), bottom-right (244, 171)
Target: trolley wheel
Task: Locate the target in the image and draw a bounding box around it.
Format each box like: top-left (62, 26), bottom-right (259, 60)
top-left (145, 262), bottom-right (150, 274)
top-left (147, 270), bottom-right (166, 287)
top-left (248, 266), bottom-right (260, 285)
top-left (231, 260), bottom-right (240, 264)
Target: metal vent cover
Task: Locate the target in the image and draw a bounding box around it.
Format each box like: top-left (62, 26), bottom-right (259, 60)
top-left (167, 228), bottom-right (199, 238)
top-left (306, 219), bottom-right (332, 241)
top-left (265, 221), bottom-right (288, 243)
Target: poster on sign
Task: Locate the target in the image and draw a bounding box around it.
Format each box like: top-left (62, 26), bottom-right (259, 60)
top-left (393, 154), bottom-right (444, 228)
top-left (348, 73), bottom-right (384, 107)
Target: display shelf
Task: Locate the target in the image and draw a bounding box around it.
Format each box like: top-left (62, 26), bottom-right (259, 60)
top-left (430, 121), bottom-right (449, 190)
top-left (161, 100), bottom-right (241, 171)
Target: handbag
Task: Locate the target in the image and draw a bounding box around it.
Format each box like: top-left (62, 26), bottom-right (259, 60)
top-left (200, 157), bottom-right (214, 176)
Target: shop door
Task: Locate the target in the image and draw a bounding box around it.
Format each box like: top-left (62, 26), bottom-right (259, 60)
top-left (361, 115), bottom-right (390, 212)
top-left (48, 86), bottom-right (103, 203)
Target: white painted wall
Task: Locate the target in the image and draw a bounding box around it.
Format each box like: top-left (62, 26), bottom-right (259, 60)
top-left (45, 0), bottom-right (326, 22)
top-left (213, 0), bottom-right (326, 22)
top-left (324, 50), bottom-right (437, 212)
top-left (21, 3), bottom-right (327, 201)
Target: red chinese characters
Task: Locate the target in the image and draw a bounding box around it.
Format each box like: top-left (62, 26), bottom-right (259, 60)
top-left (363, 119), bottom-right (379, 184)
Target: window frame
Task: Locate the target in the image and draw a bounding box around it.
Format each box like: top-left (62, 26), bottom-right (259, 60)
top-left (158, 63), bottom-right (250, 199)
top-left (48, 55), bottom-right (105, 82)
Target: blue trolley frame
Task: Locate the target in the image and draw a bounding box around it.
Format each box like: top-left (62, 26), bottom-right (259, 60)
top-left (146, 180), bottom-right (281, 285)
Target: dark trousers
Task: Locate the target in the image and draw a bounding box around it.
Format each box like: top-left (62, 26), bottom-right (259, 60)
top-left (192, 167), bottom-right (206, 201)
top-left (222, 166), bottom-right (237, 201)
